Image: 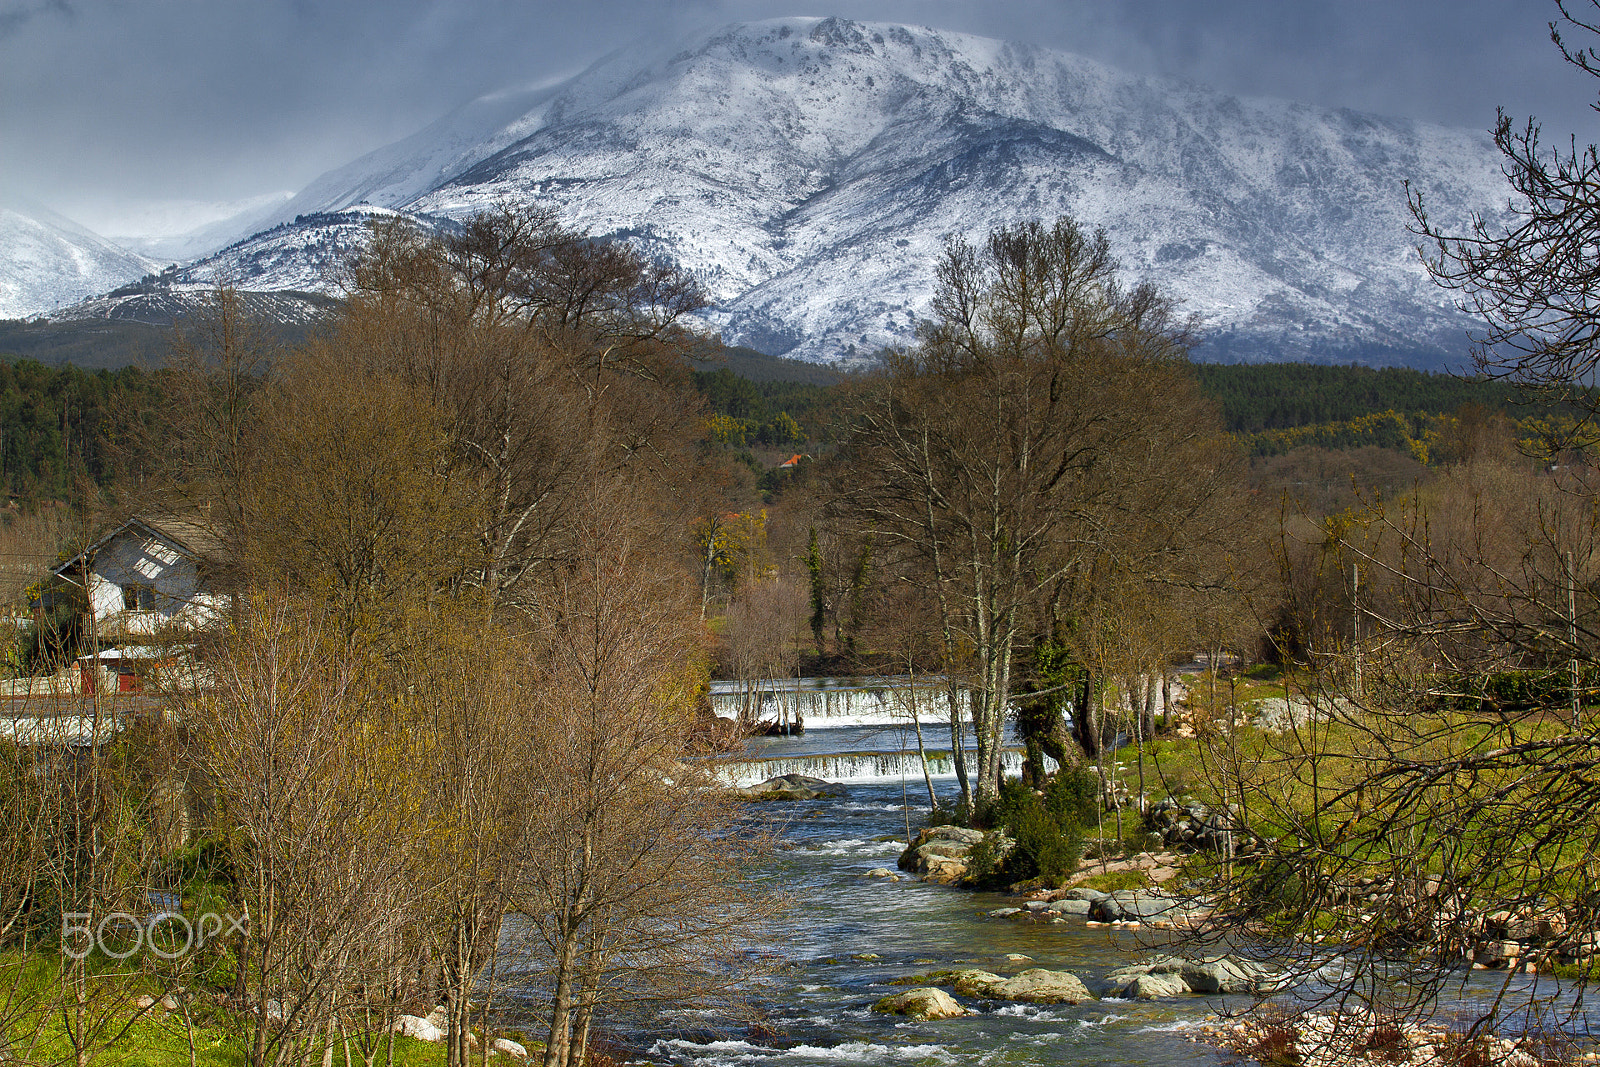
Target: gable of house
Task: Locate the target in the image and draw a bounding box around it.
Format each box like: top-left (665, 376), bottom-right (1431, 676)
top-left (52, 517), bottom-right (226, 634)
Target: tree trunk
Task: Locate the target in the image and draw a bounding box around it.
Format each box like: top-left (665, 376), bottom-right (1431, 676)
top-left (542, 930), bottom-right (580, 1067)
top-left (1071, 668), bottom-right (1100, 758)
top-left (945, 683), bottom-right (970, 815)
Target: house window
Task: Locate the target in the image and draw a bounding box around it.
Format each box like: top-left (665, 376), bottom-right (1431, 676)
top-left (123, 584), bottom-right (157, 612)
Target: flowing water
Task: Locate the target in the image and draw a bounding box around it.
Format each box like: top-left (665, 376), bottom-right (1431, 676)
top-left (644, 777), bottom-right (1239, 1067)
top-left (643, 691), bottom-right (1230, 1066)
top-left (608, 681), bottom-right (1570, 1065)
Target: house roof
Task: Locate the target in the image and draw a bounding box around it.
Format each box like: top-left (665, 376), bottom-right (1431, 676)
top-left (78, 645), bottom-right (181, 662)
top-left (52, 515), bottom-right (227, 582)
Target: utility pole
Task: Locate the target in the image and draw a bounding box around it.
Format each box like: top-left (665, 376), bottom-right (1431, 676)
top-left (1570, 550), bottom-right (1580, 731)
top-left (1352, 562), bottom-right (1362, 700)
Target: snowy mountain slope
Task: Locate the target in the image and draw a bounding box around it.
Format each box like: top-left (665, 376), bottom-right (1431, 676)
top-left (49, 286), bottom-right (334, 328)
top-left (264, 83), bottom-right (568, 226)
top-left (174, 18), bottom-right (1510, 365)
top-left (178, 206), bottom-right (419, 293)
top-left (0, 203), bottom-right (157, 320)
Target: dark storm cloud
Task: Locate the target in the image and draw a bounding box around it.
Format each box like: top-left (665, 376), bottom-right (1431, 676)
top-left (2, 0), bottom-right (1596, 231)
top-left (0, 0), bottom-right (71, 38)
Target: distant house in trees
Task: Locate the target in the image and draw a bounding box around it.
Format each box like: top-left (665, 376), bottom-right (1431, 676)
top-left (51, 516), bottom-right (227, 640)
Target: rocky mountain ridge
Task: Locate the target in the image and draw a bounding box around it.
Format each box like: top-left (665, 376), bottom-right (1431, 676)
top-left (17, 18), bottom-right (1511, 366)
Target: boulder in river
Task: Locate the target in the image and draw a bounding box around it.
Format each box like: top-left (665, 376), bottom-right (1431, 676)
top-left (897, 825), bottom-right (1001, 885)
top-left (946, 970), bottom-right (1006, 997)
top-left (1090, 890), bottom-right (1198, 923)
top-left (872, 988), bottom-right (969, 1020)
top-left (989, 969), bottom-right (1095, 1004)
top-left (1101, 955), bottom-right (1280, 999)
top-left (732, 774), bottom-right (846, 801)
top-left (1061, 887), bottom-right (1107, 903)
top-left (1120, 971), bottom-right (1191, 999)
top-left (1048, 898), bottom-right (1093, 916)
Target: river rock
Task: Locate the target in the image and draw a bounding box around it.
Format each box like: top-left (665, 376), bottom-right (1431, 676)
top-left (990, 969), bottom-right (1094, 1004)
top-left (1122, 972), bottom-right (1191, 999)
top-left (1061, 887), bottom-right (1107, 902)
top-left (1102, 955), bottom-right (1279, 999)
top-left (1180, 957), bottom-right (1277, 994)
top-left (898, 826), bottom-right (975, 878)
top-left (1091, 890), bottom-right (1180, 922)
top-left (732, 774), bottom-right (846, 801)
top-left (1047, 898), bottom-right (1093, 916)
top-left (872, 988), bottom-right (969, 1020)
top-left (393, 1015), bottom-right (444, 1042)
top-left (947, 970), bottom-right (1006, 997)
top-left (491, 1038), bottom-right (527, 1058)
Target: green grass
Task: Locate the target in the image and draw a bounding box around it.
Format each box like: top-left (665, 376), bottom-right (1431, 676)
top-left (1072, 869), bottom-right (1154, 893)
top-left (0, 951), bottom-right (457, 1067)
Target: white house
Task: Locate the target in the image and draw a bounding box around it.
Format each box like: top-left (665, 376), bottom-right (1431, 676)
top-left (51, 516), bottom-right (227, 638)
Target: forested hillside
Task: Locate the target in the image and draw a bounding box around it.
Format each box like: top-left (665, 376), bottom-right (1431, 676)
top-left (0, 359), bottom-right (160, 502)
top-left (1193, 362), bottom-right (1584, 432)
top-left (0, 349), bottom-right (1584, 510)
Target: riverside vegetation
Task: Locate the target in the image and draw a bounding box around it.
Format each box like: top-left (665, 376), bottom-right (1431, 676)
top-left (14, 10), bottom-right (1600, 1054)
top-left (7, 203), bottom-right (1600, 1066)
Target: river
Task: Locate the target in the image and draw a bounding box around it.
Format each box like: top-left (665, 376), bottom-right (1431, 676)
top-left (654, 684), bottom-right (1233, 1066)
top-left (602, 680), bottom-right (1567, 1066)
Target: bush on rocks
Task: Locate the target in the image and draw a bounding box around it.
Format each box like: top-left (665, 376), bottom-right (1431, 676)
top-left (967, 770), bottom-right (1099, 888)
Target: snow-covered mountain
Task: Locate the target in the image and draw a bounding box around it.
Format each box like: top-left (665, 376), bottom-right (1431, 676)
top-left (74, 18), bottom-right (1518, 364)
top-left (0, 202), bottom-right (157, 320)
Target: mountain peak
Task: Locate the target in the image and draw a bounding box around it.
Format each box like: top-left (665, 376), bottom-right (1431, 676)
top-left (113, 17), bottom-right (1506, 366)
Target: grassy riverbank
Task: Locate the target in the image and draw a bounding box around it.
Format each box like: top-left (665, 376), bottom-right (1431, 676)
top-left (0, 951), bottom-right (511, 1067)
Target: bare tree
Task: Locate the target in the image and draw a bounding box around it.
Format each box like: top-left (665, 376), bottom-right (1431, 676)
top-left (130, 286), bottom-right (278, 555)
top-left (508, 498), bottom-right (776, 1067)
top-left (720, 577), bottom-right (807, 727)
top-left (838, 216), bottom-right (1240, 811)
top-left (337, 207), bottom-right (711, 614)
top-left (239, 352), bottom-right (483, 647)
top-left (1410, 1), bottom-right (1600, 431)
top-left (1192, 451), bottom-right (1600, 1041)
top-left (179, 595), bottom-right (422, 1067)
top-left (401, 618), bottom-right (533, 1067)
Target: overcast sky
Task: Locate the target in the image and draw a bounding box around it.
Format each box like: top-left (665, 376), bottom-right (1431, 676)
top-left (4, 0), bottom-right (1598, 237)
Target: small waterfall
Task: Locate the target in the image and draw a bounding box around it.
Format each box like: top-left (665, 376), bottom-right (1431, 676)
top-left (709, 677), bottom-right (955, 728)
top-left (721, 747), bottom-right (1057, 788)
